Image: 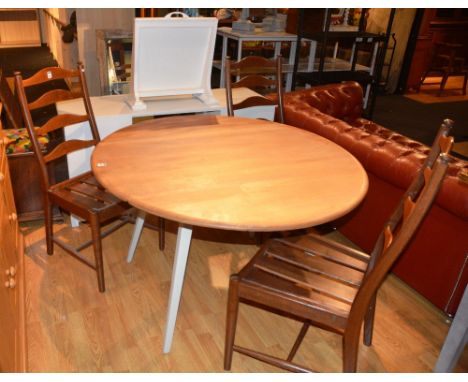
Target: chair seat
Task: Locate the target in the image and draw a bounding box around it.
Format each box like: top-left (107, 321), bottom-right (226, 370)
top-left (49, 171), bottom-right (130, 221)
top-left (3, 127), bottom-right (49, 155)
top-left (238, 235), bottom-right (369, 331)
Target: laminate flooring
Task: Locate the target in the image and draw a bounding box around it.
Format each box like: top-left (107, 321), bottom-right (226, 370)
top-left (22, 218), bottom-right (468, 372)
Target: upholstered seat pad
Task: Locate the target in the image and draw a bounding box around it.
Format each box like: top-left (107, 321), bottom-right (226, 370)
top-left (3, 127), bottom-right (49, 154)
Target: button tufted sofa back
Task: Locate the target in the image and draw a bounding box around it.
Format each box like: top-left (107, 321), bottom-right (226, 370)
top-left (282, 81), bottom-right (468, 221)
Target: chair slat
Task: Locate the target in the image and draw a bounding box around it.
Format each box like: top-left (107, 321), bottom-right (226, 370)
top-left (403, 196), bottom-right (415, 222)
top-left (44, 139), bottom-right (96, 163)
top-left (244, 266), bottom-right (352, 319)
top-left (37, 113), bottom-right (89, 135)
top-left (383, 226), bottom-right (393, 253)
top-left (267, 240), bottom-right (365, 286)
top-left (22, 66), bottom-right (80, 86)
top-left (439, 135), bottom-right (454, 154)
top-left (233, 96), bottom-right (276, 111)
top-left (51, 186), bottom-right (109, 212)
top-left (28, 88), bottom-right (76, 110)
top-left (279, 236), bottom-right (369, 272)
top-left (232, 75), bottom-right (276, 89)
top-left (254, 255), bottom-right (358, 304)
top-left (68, 180), bottom-right (121, 205)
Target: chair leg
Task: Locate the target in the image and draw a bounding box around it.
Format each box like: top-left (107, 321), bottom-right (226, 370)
top-left (363, 295), bottom-right (377, 346)
top-left (159, 217), bottom-right (165, 251)
top-left (90, 214), bottom-right (105, 293)
top-left (438, 73), bottom-right (449, 96)
top-left (224, 275), bottom-right (241, 370)
top-left (342, 333), bottom-right (360, 372)
top-left (287, 322), bottom-right (309, 361)
top-left (44, 198), bottom-right (54, 255)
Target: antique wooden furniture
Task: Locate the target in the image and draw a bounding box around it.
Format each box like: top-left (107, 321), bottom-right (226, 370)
top-left (13, 64), bottom-right (155, 293)
top-left (223, 124), bottom-right (454, 372)
top-left (420, 41), bottom-right (468, 96)
top-left (91, 114), bottom-right (368, 353)
top-left (225, 55), bottom-right (285, 123)
top-left (0, 69), bottom-right (47, 222)
top-left (0, 123), bottom-right (27, 371)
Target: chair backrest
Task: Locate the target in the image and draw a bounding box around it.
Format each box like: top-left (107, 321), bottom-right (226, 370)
top-left (346, 126), bottom-right (454, 338)
top-left (0, 69), bottom-right (23, 130)
top-left (14, 63), bottom-right (100, 191)
top-left (366, 119), bottom-right (453, 272)
top-left (225, 55), bottom-right (285, 123)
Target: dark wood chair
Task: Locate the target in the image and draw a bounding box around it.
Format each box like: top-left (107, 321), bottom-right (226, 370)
top-left (0, 69), bottom-right (23, 130)
top-left (14, 64), bottom-right (164, 292)
top-left (420, 41), bottom-right (468, 96)
top-left (224, 120), bottom-right (455, 372)
top-left (225, 55), bottom-right (285, 123)
top-left (1, 68), bottom-right (61, 222)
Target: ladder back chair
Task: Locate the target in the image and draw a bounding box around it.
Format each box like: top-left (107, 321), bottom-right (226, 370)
top-left (225, 55), bottom-right (285, 123)
top-left (0, 69), bottom-right (23, 130)
top-left (13, 64), bottom-right (152, 292)
top-left (420, 41), bottom-right (468, 96)
top-left (224, 120), bottom-right (455, 372)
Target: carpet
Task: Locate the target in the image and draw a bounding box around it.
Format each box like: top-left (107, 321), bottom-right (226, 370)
top-left (453, 141), bottom-right (468, 159)
top-left (373, 94), bottom-right (468, 147)
top-left (404, 76), bottom-right (468, 104)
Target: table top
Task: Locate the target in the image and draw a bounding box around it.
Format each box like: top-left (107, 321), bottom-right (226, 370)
top-left (91, 115), bottom-right (368, 232)
top-left (217, 26), bottom-right (297, 41)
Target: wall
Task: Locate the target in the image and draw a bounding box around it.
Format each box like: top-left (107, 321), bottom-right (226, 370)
top-left (41, 8), bottom-right (78, 69)
top-left (76, 9), bottom-right (134, 96)
top-left (366, 8), bottom-right (416, 93)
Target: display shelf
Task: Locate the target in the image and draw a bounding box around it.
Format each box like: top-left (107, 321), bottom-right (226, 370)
top-left (291, 9), bottom-right (396, 117)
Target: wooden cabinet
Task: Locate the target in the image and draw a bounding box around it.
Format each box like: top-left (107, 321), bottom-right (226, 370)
top-left (0, 8), bottom-right (41, 47)
top-left (0, 131), bottom-right (27, 372)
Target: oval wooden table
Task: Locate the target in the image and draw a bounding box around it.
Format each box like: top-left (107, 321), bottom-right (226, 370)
top-left (91, 114), bottom-right (368, 353)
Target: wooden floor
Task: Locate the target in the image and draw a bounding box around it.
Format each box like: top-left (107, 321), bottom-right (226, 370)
top-left (22, 217), bottom-right (468, 372)
top-left (405, 76), bottom-right (468, 104)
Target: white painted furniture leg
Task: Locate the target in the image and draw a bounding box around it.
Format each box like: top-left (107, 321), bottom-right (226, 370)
top-left (127, 210), bottom-right (146, 263)
top-left (434, 286), bottom-right (468, 372)
top-left (70, 214), bottom-right (80, 227)
top-left (163, 224), bottom-right (193, 353)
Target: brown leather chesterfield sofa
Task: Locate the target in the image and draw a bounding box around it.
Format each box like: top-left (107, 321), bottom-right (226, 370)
top-left (280, 81), bottom-right (468, 316)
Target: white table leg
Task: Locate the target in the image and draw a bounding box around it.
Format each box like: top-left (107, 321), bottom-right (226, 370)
top-left (434, 286), bottom-right (468, 372)
top-left (163, 224), bottom-right (193, 353)
top-left (70, 215), bottom-right (80, 227)
top-left (236, 38), bottom-right (243, 82)
top-left (127, 210), bottom-right (146, 263)
top-left (286, 40), bottom-right (297, 91)
top-left (220, 35), bottom-right (228, 88)
top-left (274, 41), bottom-right (281, 58)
